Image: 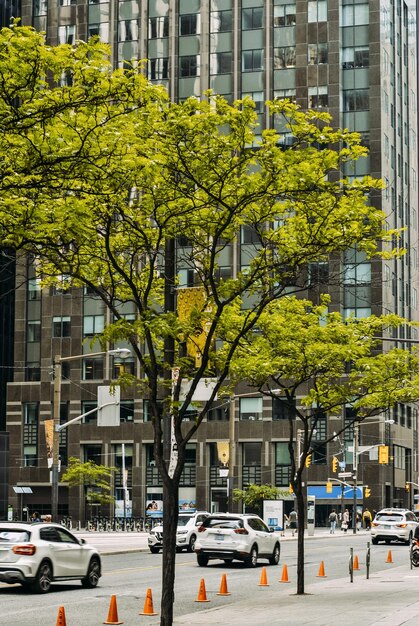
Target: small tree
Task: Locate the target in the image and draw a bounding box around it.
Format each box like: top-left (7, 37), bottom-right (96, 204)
top-left (228, 296), bottom-right (419, 594)
top-left (233, 484), bottom-right (288, 516)
top-left (61, 457), bottom-right (115, 521)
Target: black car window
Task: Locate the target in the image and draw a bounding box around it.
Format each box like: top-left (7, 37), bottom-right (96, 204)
top-left (40, 527), bottom-right (60, 542)
top-left (55, 527), bottom-right (80, 544)
top-left (204, 518), bottom-right (243, 529)
top-left (0, 530), bottom-right (30, 542)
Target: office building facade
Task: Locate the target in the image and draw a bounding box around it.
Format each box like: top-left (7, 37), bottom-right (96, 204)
top-left (4, 0), bottom-right (418, 523)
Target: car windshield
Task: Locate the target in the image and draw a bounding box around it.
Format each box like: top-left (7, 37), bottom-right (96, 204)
top-left (203, 518), bottom-right (243, 530)
top-left (177, 516), bottom-right (193, 527)
top-left (375, 513), bottom-right (403, 522)
top-left (0, 530), bottom-right (30, 542)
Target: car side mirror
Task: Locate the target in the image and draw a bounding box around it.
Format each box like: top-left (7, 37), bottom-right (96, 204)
top-left (80, 538), bottom-right (86, 545)
top-left (269, 528), bottom-right (275, 533)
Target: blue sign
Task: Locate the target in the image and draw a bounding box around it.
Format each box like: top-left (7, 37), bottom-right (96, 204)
top-left (308, 485), bottom-right (363, 500)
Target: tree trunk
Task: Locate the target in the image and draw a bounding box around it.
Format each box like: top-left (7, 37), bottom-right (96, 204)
top-left (296, 487), bottom-right (305, 595)
top-left (160, 477), bottom-right (179, 626)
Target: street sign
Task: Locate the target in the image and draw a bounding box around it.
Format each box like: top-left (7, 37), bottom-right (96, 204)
top-left (338, 472), bottom-right (353, 478)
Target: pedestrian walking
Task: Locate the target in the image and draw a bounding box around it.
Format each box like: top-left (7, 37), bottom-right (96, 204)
top-left (328, 509), bottom-right (337, 534)
top-left (342, 508), bottom-right (350, 532)
top-left (281, 513), bottom-right (289, 537)
top-left (362, 508), bottom-right (372, 530)
top-left (289, 509), bottom-right (298, 537)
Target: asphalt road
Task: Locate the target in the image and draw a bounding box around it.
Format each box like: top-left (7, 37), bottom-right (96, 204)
top-left (0, 533), bottom-right (411, 625)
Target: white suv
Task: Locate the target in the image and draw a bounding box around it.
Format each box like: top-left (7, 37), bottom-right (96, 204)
top-left (371, 508), bottom-right (418, 545)
top-left (194, 513), bottom-right (281, 567)
top-left (148, 511), bottom-right (210, 553)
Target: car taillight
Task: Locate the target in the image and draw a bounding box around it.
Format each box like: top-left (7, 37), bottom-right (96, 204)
top-left (198, 525), bottom-right (206, 533)
top-left (12, 544), bottom-right (36, 556)
top-left (371, 522), bottom-right (378, 527)
top-left (234, 528), bottom-right (249, 535)
top-left (397, 523), bottom-right (407, 528)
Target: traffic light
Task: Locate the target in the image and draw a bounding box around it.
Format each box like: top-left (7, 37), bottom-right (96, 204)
top-left (305, 453), bottom-right (312, 468)
top-left (364, 487), bottom-right (371, 498)
top-left (406, 482), bottom-right (411, 492)
top-left (379, 445), bottom-right (389, 464)
top-left (326, 481), bottom-right (333, 493)
top-left (332, 456), bottom-right (338, 473)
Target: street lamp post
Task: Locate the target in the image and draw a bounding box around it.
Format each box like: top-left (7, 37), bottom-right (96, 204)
top-left (51, 348), bottom-right (130, 522)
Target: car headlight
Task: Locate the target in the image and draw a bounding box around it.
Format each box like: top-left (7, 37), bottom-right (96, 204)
top-left (177, 530), bottom-right (188, 535)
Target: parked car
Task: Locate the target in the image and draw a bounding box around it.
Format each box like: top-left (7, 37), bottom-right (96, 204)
top-left (194, 513), bottom-right (281, 567)
top-left (371, 508), bottom-right (418, 545)
top-left (148, 511), bottom-right (210, 553)
top-left (0, 522), bottom-right (101, 593)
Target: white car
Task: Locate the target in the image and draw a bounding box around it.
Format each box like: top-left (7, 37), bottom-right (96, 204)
top-left (0, 522), bottom-right (101, 593)
top-left (148, 511), bottom-right (210, 553)
top-left (194, 513), bottom-right (281, 567)
top-left (371, 508), bottom-right (418, 545)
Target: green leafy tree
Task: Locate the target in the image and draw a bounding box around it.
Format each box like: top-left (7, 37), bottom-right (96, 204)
top-left (233, 484), bottom-right (288, 516)
top-left (228, 295), bottom-right (419, 594)
top-left (61, 457), bottom-right (115, 518)
top-left (0, 24), bottom-right (405, 623)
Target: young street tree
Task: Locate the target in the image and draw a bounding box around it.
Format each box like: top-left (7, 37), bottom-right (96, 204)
top-left (227, 295), bottom-right (419, 594)
top-left (61, 457), bottom-right (115, 521)
top-left (0, 25), bottom-right (403, 624)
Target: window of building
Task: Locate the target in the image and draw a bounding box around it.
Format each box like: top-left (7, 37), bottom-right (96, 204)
top-left (26, 363), bottom-right (41, 381)
top-left (179, 13), bottom-right (199, 36)
top-left (207, 401), bottom-right (229, 421)
top-left (148, 58), bottom-right (169, 80)
top-left (239, 397), bottom-right (263, 421)
top-left (143, 399), bottom-right (164, 422)
top-left (59, 0), bottom-right (76, 5)
top-left (28, 277), bottom-right (41, 301)
top-left (23, 445), bottom-right (37, 467)
top-left (343, 89), bottom-right (369, 112)
top-left (83, 445), bottom-right (102, 465)
top-left (341, 3), bottom-right (369, 26)
top-left (342, 46), bottom-right (369, 69)
top-left (118, 20), bottom-right (138, 42)
top-left (308, 0), bottom-right (327, 23)
top-left (58, 25), bottom-right (76, 45)
top-left (24, 402), bottom-right (38, 425)
top-left (308, 85), bottom-right (328, 108)
top-left (275, 442), bottom-right (292, 465)
top-left (210, 52), bottom-right (232, 75)
top-left (148, 16), bottom-right (169, 38)
top-left (393, 445), bottom-right (406, 470)
top-left (179, 55), bottom-right (200, 77)
top-left (52, 316), bottom-right (71, 338)
top-left (242, 49), bottom-right (263, 72)
top-left (81, 401), bottom-right (98, 424)
top-left (308, 262), bottom-right (329, 285)
top-left (274, 4), bottom-right (296, 27)
top-left (242, 91), bottom-right (264, 114)
top-left (27, 320), bottom-right (41, 342)
top-left (242, 7), bottom-right (263, 30)
top-left (23, 402), bottom-right (38, 467)
top-left (272, 397), bottom-right (296, 420)
top-left (34, 0), bottom-right (47, 15)
top-left (82, 358), bottom-right (104, 380)
top-left (210, 10), bottom-right (232, 32)
top-left (308, 43), bottom-right (328, 65)
top-left (243, 442), bottom-right (261, 465)
top-left (274, 46), bottom-right (296, 69)
top-left (120, 400), bottom-right (134, 422)
top-left (241, 225), bottom-right (260, 244)
top-left (83, 314), bottom-right (104, 336)
top-left (274, 89), bottom-right (296, 102)
top-left (88, 23), bottom-right (109, 41)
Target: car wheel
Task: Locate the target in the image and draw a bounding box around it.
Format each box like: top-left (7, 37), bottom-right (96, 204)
top-left (188, 535), bottom-right (197, 553)
top-left (149, 547), bottom-right (160, 554)
top-left (82, 557), bottom-right (100, 589)
top-left (31, 560), bottom-right (52, 594)
top-left (245, 545), bottom-right (258, 568)
top-left (197, 554), bottom-right (209, 567)
top-left (269, 543), bottom-right (280, 566)
top-left (371, 538), bottom-right (379, 545)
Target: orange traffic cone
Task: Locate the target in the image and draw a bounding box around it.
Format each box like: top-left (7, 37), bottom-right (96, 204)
top-left (216, 573), bottom-right (231, 596)
top-left (139, 588), bottom-right (158, 616)
top-left (195, 578), bottom-right (210, 602)
top-left (103, 595), bottom-right (123, 625)
top-left (280, 564), bottom-right (290, 583)
top-left (316, 561), bottom-right (327, 577)
top-left (353, 555), bottom-right (359, 570)
top-left (258, 566), bottom-right (269, 586)
top-left (56, 606), bottom-right (67, 626)
top-left (386, 550), bottom-right (393, 563)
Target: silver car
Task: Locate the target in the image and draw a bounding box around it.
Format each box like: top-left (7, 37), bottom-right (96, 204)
top-left (371, 508), bottom-right (418, 545)
top-left (0, 522), bottom-right (101, 593)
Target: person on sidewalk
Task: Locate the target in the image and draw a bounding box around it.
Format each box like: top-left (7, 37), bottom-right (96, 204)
top-left (289, 509), bottom-right (298, 537)
top-left (281, 514), bottom-right (289, 537)
top-left (363, 508), bottom-right (372, 530)
top-left (342, 508), bottom-right (350, 532)
top-left (31, 511), bottom-right (42, 523)
top-left (328, 509), bottom-right (337, 534)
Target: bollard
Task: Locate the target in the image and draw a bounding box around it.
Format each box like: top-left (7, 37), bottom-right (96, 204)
top-left (349, 547), bottom-right (353, 583)
top-left (366, 541), bottom-right (371, 579)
